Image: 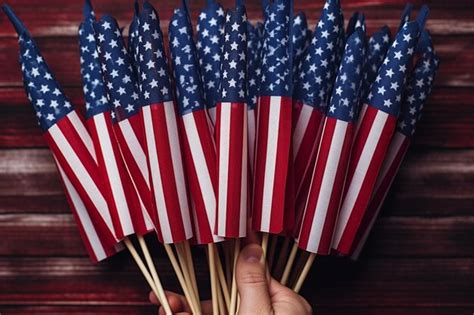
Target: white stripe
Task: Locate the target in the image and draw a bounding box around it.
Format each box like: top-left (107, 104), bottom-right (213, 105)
top-left (240, 104), bottom-right (248, 237)
top-left (208, 106), bottom-right (217, 125)
top-left (305, 120), bottom-right (347, 253)
top-left (332, 111), bottom-right (389, 248)
top-left (183, 113), bottom-right (222, 242)
top-left (143, 106), bottom-right (173, 243)
top-left (351, 131), bottom-right (406, 259)
top-left (68, 111), bottom-right (97, 163)
top-left (164, 101), bottom-right (193, 239)
top-left (261, 96), bottom-right (282, 232)
top-left (292, 104), bottom-right (313, 160)
top-left (94, 115), bottom-right (134, 236)
top-left (118, 119), bottom-right (150, 187)
top-left (217, 103), bottom-right (231, 236)
top-left (56, 160), bottom-right (107, 261)
top-left (49, 124), bottom-right (114, 233)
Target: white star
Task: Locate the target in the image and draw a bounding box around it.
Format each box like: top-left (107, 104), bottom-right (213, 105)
top-left (383, 99), bottom-right (392, 107)
top-left (126, 104), bottom-right (134, 112)
top-left (378, 86), bottom-right (386, 95)
top-left (40, 85), bottom-right (50, 94)
top-left (102, 21), bottom-right (111, 30)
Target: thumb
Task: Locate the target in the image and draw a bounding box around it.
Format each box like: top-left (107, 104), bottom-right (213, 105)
top-left (235, 244), bottom-right (273, 315)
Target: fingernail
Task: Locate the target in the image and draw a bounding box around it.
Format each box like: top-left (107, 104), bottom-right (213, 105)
top-left (243, 245), bottom-right (263, 263)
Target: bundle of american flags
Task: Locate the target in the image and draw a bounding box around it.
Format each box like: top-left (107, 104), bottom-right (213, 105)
top-left (4, 0), bottom-right (439, 312)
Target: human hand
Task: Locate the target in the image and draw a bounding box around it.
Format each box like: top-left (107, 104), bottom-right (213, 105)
top-left (150, 243), bottom-right (312, 314)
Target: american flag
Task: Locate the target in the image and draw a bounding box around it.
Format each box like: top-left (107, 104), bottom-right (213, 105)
top-left (4, 5), bottom-right (120, 262)
top-left (350, 33), bottom-right (439, 259)
top-left (196, 0), bottom-right (225, 125)
top-left (215, 4), bottom-right (248, 238)
top-left (133, 2), bottom-right (194, 244)
top-left (360, 26), bottom-right (391, 101)
top-left (93, 16), bottom-right (159, 239)
top-left (332, 6), bottom-right (429, 255)
top-left (298, 27), bottom-right (366, 255)
top-left (169, 3), bottom-right (222, 244)
top-left (292, 0), bottom-right (344, 222)
top-left (252, 0), bottom-right (293, 234)
top-left (79, 3), bottom-right (153, 241)
top-left (291, 11), bottom-right (310, 78)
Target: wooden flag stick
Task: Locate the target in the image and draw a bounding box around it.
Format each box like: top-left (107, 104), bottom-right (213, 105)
top-left (281, 242), bottom-right (299, 286)
top-left (224, 240), bottom-right (233, 290)
top-left (208, 244), bottom-right (219, 315)
top-left (217, 277), bottom-right (226, 315)
top-left (293, 253), bottom-right (315, 293)
top-left (261, 232), bottom-right (269, 257)
top-left (175, 243), bottom-right (201, 314)
top-left (137, 236), bottom-right (172, 315)
top-left (267, 234), bottom-right (278, 270)
top-left (228, 238), bottom-right (240, 315)
top-left (274, 237), bottom-right (291, 280)
top-left (123, 238), bottom-right (164, 311)
top-left (214, 245), bottom-right (231, 308)
top-left (163, 244), bottom-right (199, 314)
top-left (183, 241), bottom-right (200, 302)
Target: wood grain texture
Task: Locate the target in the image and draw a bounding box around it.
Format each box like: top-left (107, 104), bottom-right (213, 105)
top-left (0, 0), bottom-right (473, 314)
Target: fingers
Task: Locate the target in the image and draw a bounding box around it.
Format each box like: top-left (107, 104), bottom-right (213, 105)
top-left (235, 244), bottom-right (273, 315)
top-left (268, 278), bottom-right (313, 315)
top-left (149, 291), bottom-right (190, 314)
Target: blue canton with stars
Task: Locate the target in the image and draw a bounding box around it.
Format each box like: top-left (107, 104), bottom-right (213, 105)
top-left (246, 21), bottom-right (264, 110)
top-left (398, 34), bottom-right (439, 136)
top-left (293, 0), bottom-right (344, 109)
top-left (327, 27), bottom-right (366, 122)
top-left (360, 26), bottom-right (391, 100)
top-left (135, 2), bottom-right (173, 106)
top-left (220, 4), bottom-right (247, 103)
top-left (259, 0), bottom-right (292, 97)
top-left (79, 1), bottom-right (110, 119)
top-left (93, 16), bottom-right (141, 122)
top-left (6, 6), bottom-right (74, 131)
top-left (291, 12), bottom-right (310, 79)
top-left (365, 6), bottom-right (427, 117)
top-left (196, 0), bottom-right (225, 110)
top-left (169, 5), bottom-right (206, 115)
top-left (128, 2), bottom-right (141, 80)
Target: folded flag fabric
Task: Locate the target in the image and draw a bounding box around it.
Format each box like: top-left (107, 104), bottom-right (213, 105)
top-left (3, 5), bottom-right (120, 262)
top-left (215, 3), bottom-right (248, 238)
top-left (252, 0), bottom-right (293, 234)
top-left (292, 0), bottom-right (344, 222)
top-left (350, 32), bottom-right (439, 259)
top-left (79, 0), bottom-right (153, 241)
top-left (133, 1), bottom-right (193, 244)
top-left (169, 3), bottom-right (221, 244)
top-left (196, 0), bottom-right (225, 126)
top-left (291, 11), bottom-right (310, 78)
top-left (297, 26), bottom-right (366, 255)
top-left (332, 6), bottom-right (429, 255)
top-left (92, 16), bottom-right (158, 238)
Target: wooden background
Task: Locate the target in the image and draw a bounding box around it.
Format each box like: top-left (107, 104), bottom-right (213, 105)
top-left (0, 0), bottom-right (473, 314)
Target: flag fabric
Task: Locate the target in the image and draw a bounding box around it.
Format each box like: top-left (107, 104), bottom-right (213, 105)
top-left (196, 0), bottom-right (225, 125)
top-left (298, 27), bottom-right (366, 255)
top-left (350, 33), bottom-right (439, 259)
top-left (292, 0), bottom-right (344, 223)
top-left (4, 5), bottom-right (120, 262)
top-left (93, 16), bottom-right (159, 238)
top-left (133, 1), bottom-right (193, 244)
top-left (169, 3), bottom-right (222, 244)
top-left (79, 2), bottom-right (153, 240)
top-left (332, 7), bottom-right (428, 254)
top-left (291, 11), bottom-right (310, 78)
top-left (252, 0), bottom-right (293, 234)
top-left (215, 4), bottom-right (248, 238)
top-left (360, 26), bottom-right (391, 101)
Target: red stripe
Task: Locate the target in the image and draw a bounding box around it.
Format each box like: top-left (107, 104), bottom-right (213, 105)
top-left (150, 104), bottom-right (187, 242)
top-left (318, 122), bottom-right (354, 254)
top-left (193, 110), bottom-right (218, 186)
top-left (336, 113), bottom-right (397, 254)
top-left (349, 135), bottom-right (410, 256)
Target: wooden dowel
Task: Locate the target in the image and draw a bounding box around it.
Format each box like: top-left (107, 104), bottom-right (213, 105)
top-left (293, 253), bottom-right (315, 293)
top-left (217, 278), bottom-right (226, 315)
top-left (267, 234), bottom-right (278, 271)
top-left (123, 238), bottom-right (161, 305)
top-left (224, 241), bottom-right (233, 291)
top-left (176, 243), bottom-right (201, 314)
top-left (208, 244), bottom-right (219, 315)
top-left (274, 237), bottom-right (291, 280)
top-left (229, 238), bottom-right (240, 315)
top-left (214, 244), bottom-right (231, 308)
top-left (164, 244), bottom-right (199, 314)
top-left (261, 232), bottom-right (269, 258)
top-left (137, 236), bottom-right (172, 315)
top-left (281, 242), bottom-right (299, 286)
top-left (184, 241), bottom-right (200, 302)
